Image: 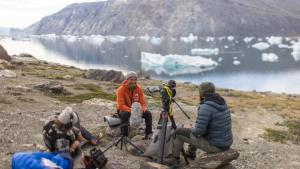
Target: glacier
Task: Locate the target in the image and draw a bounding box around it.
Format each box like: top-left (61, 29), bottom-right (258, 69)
top-left (141, 52), bottom-right (218, 76)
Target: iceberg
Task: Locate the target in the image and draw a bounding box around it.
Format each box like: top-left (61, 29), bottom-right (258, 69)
top-left (292, 42), bottom-right (300, 61)
top-left (252, 42), bottom-right (270, 50)
top-left (141, 52), bottom-right (218, 76)
top-left (262, 53), bottom-right (279, 62)
top-left (62, 35), bottom-right (77, 43)
top-left (180, 33), bottom-right (198, 43)
top-left (150, 37), bottom-right (163, 45)
top-left (243, 37), bottom-right (255, 43)
top-left (278, 44), bottom-right (291, 49)
top-left (82, 35), bottom-right (105, 46)
top-left (191, 48), bottom-right (219, 56)
top-left (233, 60), bottom-right (241, 65)
top-left (139, 35), bottom-right (151, 41)
top-left (227, 36), bottom-right (234, 41)
top-left (266, 36), bottom-right (283, 46)
top-left (106, 35), bottom-right (126, 43)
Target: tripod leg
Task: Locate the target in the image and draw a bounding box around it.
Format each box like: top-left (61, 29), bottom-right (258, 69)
top-left (121, 136), bottom-right (123, 150)
top-left (102, 137), bottom-right (123, 153)
top-left (125, 138), bottom-right (144, 154)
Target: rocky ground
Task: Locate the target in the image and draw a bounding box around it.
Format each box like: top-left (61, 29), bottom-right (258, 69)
top-left (1, 56), bottom-right (300, 169)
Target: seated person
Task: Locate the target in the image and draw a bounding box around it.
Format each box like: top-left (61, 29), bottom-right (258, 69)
top-left (43, 107), bottom-right (88, 156)
top-left (116, 71), bottom-right (152, 138)
top-left (167, 82), bottom-right (233, 168)
top-left (50, 107), bottom-right (99, 146)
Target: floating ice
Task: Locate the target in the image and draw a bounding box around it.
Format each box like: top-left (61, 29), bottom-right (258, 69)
top-left (83, 35), bottom-right (105, 46)
top-left (180, 33), bottom-right (198, 43)
top-left (128, 36), bottom-right (135, 41)
top-left (227, 36), bottom-right (234, 41)
top-left (141, 52), bottom-right (218, 76)
top-left (150, 37), bottom-right (163, 45)
top-left (252, 42), bottom-right (270, 50)
top-left (266, 36), bottom-right (283, 45)
top-left (218, 37), bottom-right (225, 41)
top-left (262, 53), bottom-right (279, 62)
top-left (38, 34), bottom-right (58, 40)
top-left (206, 37), bottom-right (215, 42)
top-left (191, 48), bottom-right (219, 56)
top-left (139, 35), bottom-right (150, 41)
top-left (278, 44), bottom-right (291, 49)
top-left (292, 42), bottom-right (300, 61)
top-left (243, 37), bottom-right (255, 43)
top-left (233, 60), bottom-right (241, 65)
top-left (62, 35), bottom-right (77, 43)
top-left (224, 45), bottom-right (229, 49)
top-left (106, 35), bottom-right (126, 43)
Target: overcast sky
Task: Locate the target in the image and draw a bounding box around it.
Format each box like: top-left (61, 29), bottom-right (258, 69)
top-left (0, 0), bottom-right (107, 29)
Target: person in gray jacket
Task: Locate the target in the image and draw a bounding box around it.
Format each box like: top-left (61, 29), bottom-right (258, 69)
top-left (167, 82), bottom-right (233, 168)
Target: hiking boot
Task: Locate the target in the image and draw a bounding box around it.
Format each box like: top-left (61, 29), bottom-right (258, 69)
top-left (163, 157), bottom-right (180, 169)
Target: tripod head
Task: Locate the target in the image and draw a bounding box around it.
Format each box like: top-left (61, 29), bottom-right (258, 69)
top-left (146, 80), bottom-right (190, 119)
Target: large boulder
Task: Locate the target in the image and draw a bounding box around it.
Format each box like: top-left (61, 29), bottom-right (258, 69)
top-left (33, 81), bottom-right (66, 94)
top-left (192, 149), bottom-right (240, 169)
top-left (0, 69), bottom-right (17, 78)
top-left (85, 69), bottom-right (125, 83)
top-left (0, 44), bottom-right (11, 61)
top-left (18, 53), bottom-right (34, 58)
top-left (140, 161), bottom-right (169, 169)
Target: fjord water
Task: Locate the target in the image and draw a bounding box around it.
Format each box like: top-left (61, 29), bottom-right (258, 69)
top-left (1, 35), bottom-right (299, 94)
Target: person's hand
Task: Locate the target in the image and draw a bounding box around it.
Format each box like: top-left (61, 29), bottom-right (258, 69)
top-left (70, 140), bottom-right (80, 152)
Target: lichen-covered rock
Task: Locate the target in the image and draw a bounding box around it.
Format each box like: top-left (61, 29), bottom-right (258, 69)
top-left (0, 45), bottom-right (11, 61)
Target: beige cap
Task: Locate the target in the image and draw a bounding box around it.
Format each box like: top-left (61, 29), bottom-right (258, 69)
top-left (57, 107), bottom-right (78, 125)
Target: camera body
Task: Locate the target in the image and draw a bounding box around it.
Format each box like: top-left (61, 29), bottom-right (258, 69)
top-left (146, 86), bottom-right (162, 94)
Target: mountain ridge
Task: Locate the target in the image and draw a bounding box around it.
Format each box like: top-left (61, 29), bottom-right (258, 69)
top-left (24, 0), bottom-right (300, 37)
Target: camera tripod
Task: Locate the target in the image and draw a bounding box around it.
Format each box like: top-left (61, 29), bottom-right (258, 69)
top-left (102, 124), bottom-right (144, 155)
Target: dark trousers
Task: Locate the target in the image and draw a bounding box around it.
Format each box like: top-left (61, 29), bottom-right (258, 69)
top-left (74, 115), bottom-right (96, 141)
top-left (119, 110), bottom-right (152, 136)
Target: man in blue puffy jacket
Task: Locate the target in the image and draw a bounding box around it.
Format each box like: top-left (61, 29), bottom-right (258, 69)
top-left (167, 82), bottom-right (233, 168)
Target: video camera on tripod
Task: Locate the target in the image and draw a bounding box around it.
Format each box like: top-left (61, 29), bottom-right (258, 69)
top-left (146, 81), bottom-right (190, 120)
top-left (145, 80), bottom-right (190, 165)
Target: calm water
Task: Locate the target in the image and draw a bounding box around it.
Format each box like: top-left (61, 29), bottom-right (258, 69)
top-left (1, 35), bottom-right (300, 94)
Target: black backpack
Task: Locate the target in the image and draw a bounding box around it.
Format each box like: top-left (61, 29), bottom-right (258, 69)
top-left (84, 148), bottom-right (108, 169)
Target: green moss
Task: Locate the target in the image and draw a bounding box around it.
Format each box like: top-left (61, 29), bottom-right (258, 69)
top-left (263, 128), bottom-right (287, 143)
top-left (263, 120), bottom-right (300, 144)
top-left (55, 83), bottom-right (116, 103)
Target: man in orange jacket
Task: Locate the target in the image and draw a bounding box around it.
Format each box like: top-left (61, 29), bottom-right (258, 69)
top-left (116, 71), bottom-right (152, 137)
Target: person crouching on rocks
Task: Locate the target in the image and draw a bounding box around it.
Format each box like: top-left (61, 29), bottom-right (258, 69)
top-left (43, 107), bottom-right (89, 157)
top-left (166, 82), bottom-right (233, 168)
